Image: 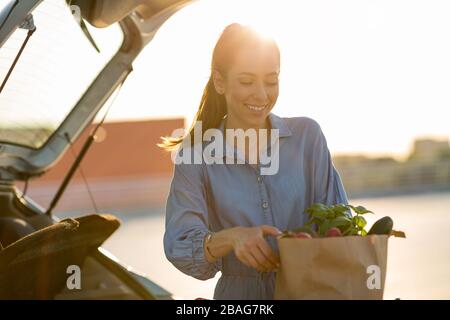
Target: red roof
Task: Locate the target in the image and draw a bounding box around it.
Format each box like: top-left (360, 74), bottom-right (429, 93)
top-left (29, 118), bottom-right (184, 211)
top-left (38, 118), bottom-right (184, 182)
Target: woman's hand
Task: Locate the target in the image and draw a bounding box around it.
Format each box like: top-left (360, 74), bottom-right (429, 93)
top-left (231, 225), bottom-right (281, 273)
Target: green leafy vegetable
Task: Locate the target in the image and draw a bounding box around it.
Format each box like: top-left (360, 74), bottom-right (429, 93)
top-left (304, 203), bottom-right (374, 236)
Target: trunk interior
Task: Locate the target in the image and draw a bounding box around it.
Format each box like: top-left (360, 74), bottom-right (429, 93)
top-left (0, 181), bottom-right (147, 300)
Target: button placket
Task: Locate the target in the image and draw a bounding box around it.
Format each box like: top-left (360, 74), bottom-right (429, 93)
top-left (252, 165), bottom-right (273, 226)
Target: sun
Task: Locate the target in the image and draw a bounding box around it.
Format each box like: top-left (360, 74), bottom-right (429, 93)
top-left (223, 0), bottom-right (283, 43)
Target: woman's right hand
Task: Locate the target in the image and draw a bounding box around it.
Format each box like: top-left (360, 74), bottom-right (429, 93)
top-left (230, 225), bottom-right (281, 273)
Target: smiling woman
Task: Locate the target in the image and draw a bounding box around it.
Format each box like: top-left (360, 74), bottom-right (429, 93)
top-left (162, 23), bottom-right (349, 300)
top-left (0, 0), bottom-right (123, 149)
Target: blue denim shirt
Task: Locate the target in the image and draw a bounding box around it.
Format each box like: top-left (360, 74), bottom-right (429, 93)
top-left (163, 113), bottom-right (349, 300)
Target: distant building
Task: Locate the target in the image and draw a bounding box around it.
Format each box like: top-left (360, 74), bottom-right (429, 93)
top-left (334, 138), bottom-right (450, 198)
top-left (409, 138), bottom-right (450, 163)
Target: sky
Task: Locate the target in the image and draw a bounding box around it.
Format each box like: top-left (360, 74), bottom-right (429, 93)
top-left (1, 0), bottom-right (449, 160)
top-left (104, 0), bottom-right (450, 161)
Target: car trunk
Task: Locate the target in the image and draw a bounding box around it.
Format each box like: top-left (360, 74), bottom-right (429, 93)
top-left (0, 214), bottom-right (122, 299)
top-left (0, 0), bottom-right (193, 300)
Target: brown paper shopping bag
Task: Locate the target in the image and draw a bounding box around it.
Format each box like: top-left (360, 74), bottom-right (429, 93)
top-left (274, 235), bottom-right (390, 300)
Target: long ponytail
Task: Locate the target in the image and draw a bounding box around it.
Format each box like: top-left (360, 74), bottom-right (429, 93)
top-left (158, 75), bottom-right (227, 151)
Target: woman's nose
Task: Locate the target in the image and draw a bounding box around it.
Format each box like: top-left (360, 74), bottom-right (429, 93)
top-left (252, 82), bottom-right (269, 103)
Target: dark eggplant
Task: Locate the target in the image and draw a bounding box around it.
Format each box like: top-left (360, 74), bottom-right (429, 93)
top-left (368, 216), bottom-right (394, 235)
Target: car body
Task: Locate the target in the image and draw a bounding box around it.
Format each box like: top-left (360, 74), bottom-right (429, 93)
top-left (0, 0), bottom-right (193, 299)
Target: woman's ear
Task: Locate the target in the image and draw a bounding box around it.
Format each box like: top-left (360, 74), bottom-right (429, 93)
top-left (212, 70), bottom-right (225, 95)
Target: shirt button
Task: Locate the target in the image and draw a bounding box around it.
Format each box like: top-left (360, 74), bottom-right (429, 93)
top-left (262, 201), bottom-right (269, 209)
top-left (257, 176), bottom-right (263, 183)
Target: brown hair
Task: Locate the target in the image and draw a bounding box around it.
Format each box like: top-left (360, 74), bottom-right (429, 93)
top-left (158, 23), bottom-right (279, 151)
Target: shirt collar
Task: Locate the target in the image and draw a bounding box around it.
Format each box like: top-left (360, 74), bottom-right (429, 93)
top-left (215, 113), bottom-right (292, 161)
top-left (267, 113), bottom-right (292, 138)
top-left (218, 113), bottom-right (292, 137)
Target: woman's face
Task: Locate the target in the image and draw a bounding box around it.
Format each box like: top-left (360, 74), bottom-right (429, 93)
top-left (216, 44), bottom-right (280, 130)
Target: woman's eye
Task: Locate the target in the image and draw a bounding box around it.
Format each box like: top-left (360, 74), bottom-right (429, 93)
top-left (266, 82), bottom-right (279, 86)
top-left (240, 81), bottom-right (253, 86)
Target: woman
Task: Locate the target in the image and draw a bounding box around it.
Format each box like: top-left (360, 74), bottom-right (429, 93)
top-left (160, 23), bottom-right (348, 300)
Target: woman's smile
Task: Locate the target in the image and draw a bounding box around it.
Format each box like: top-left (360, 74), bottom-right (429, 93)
top-left (245, 104), bottom-right (267, 112)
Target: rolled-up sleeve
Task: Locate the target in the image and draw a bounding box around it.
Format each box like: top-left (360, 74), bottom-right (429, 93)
top-left (163, 159), bottom-right (221, 281)
top-left (310, 121), bottom-right (349, 206)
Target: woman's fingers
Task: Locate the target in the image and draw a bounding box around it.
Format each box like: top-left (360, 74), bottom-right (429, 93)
top-left (236, 242), bottom-right (274, 272)
top-left (249, 246), bottom-right (274, 271)
top-left (236, 250), bottom-right (265, 272)
top-left (239, 243), bottom-right (277, 272)
top-left (257, 239), bottom-right (280, 267)
top-left (260, 225), bottom-right (282, 237)
top-left (233, 226), bottom-right (281, 272)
